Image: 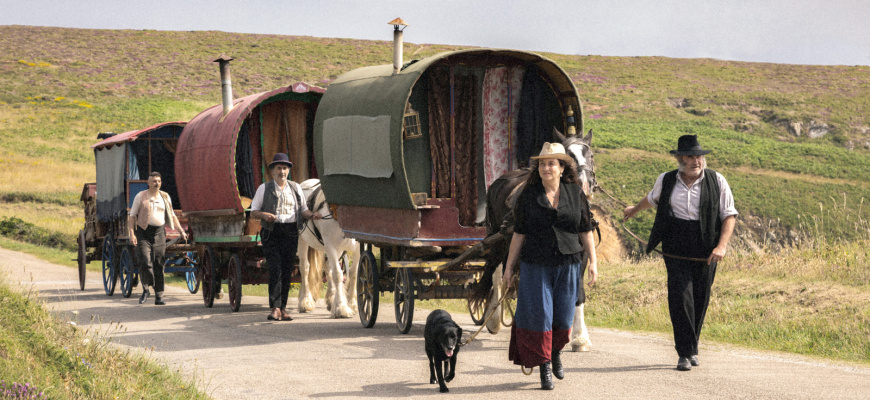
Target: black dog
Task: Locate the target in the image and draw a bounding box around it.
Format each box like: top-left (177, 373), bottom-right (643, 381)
top-left (424, 309), bottom-right (462, 393)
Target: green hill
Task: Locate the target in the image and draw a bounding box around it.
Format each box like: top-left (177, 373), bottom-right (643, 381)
top-left (2, 25), bottom-right (870, 250)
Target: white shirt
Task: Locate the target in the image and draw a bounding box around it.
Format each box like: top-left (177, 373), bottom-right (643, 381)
top-left (250, 180), bottom-right (310, 223)
top-left (129, 191), bottom-right (169, 227)
top-left (647, 170), bottom-right (738, 221)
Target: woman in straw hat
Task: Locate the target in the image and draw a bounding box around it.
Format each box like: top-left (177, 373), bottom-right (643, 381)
top-left (502, 142), bottom-right (599, 390)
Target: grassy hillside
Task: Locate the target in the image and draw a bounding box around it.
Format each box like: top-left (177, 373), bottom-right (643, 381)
top-left (3, 25), bottom-right (870, 250)
top-left (0, 25), bottom-right (868, 375)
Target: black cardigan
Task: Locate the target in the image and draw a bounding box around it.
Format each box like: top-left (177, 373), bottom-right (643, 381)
top-left (515, 181), bottom-right (596, 267)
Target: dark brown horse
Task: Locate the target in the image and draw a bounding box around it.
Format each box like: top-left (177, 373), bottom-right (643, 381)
top-left (472, 127), bottom-right (597, 351)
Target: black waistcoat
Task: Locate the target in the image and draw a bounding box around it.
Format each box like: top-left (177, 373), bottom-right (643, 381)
top-left (646, 169), bottom-right (721, 254)
top-left (259, 180), bottom-right (303, 234)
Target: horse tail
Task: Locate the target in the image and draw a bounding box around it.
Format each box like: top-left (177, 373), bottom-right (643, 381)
top-left (306, 247), bottom-right (324, 300)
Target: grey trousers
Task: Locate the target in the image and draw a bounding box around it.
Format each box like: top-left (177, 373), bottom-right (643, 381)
top-left (135, 225), bottom-right (166, 296)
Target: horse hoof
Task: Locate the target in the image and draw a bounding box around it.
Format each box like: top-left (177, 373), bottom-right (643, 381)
top-left (570, 342), bottom-right (590, 352)
top-left (299, 297), bottom-right (316, 313)
top-left (333, 305), bottom-right (355, 318)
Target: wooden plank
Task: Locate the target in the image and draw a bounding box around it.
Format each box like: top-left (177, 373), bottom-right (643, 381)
top-left (183, 209), bottom-right (239, 217)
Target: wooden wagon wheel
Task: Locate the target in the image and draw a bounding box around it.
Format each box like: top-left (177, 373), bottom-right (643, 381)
top-left (77, 229), bottom-right (87, 291)
top-left (468, 296), bottom-right (486, 326)
top-left (394, 267), bottom-right (415, 334)
top-left (101, 232), bottom-right (117, 296)
top-left (199, 246), bottom-right (218, 308)
top-left (356, 247), bottom-right (379, 328)
top-left (227, 253), bottom-right (243, 312)
top-left (119, 246), bottom-right (137, 298)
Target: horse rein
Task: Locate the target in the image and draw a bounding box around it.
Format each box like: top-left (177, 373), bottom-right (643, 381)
top-left (298, 184), bottom-right (336, 244)
top-left (595, 185), bottom-right (709, 263)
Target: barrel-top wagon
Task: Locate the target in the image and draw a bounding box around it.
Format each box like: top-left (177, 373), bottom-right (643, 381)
top-left (77, 121), bottom-right (198, 297)
top-left (313, 48), bottom-right (585, 333)
top-left (175, 80), bottom-right (325, 311)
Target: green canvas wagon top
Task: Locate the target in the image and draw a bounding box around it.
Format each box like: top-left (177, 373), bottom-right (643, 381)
top-left (314, 49), bottom-right (584, 247)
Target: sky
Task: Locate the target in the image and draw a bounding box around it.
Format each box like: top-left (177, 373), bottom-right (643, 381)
top-left (3, 0), bottom-right (868, 66)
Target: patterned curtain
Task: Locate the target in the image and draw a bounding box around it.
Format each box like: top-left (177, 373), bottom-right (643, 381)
top-left (454, 72), bottom-right (479, 226)
top-left (428, 67), bottom-right (481, 226)
top-left (482, 66), bottom-right (524, 188)
top-left (428, 67), bottom-right (451, 198)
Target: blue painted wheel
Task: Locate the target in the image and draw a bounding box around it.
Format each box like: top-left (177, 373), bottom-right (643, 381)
top-left (119, 246), bottom-right (136, 298)
top-left (101, 233), bottom-right (117, 296)
top-left (185, 257), bottom-right (200, 294)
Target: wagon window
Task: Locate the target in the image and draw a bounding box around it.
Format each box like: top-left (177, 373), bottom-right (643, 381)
top-left (402, 104), bottom-right (421, 140)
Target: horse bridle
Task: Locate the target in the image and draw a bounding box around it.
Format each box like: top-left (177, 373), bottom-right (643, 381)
top-left (568, 142), bottom-right (598, 192)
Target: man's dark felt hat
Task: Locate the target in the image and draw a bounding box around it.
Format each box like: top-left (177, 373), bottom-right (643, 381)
top-left (268, 153), bottom-right (293, 169)
top-left (670, 135), bottom-right (712, 156)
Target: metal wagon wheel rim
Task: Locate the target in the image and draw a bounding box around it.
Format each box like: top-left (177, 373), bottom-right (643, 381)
top-left (101, 232), bottom-right (117, 296)
top-left (227, 253), bottom-right (242, 312)
top-left (356, 248), bottom-right (379, 328)
top-left (77, 230), bottom-right (87, 291)
top-left (119, 246), bottom-right (136, 298)
top-left (394, 267), bottom-right (414, 334)
top-left (200, 246), bottom-right (217, 307)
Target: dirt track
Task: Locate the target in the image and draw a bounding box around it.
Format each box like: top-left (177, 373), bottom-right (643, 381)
top-left (2, 246), bottom-right (869, 400)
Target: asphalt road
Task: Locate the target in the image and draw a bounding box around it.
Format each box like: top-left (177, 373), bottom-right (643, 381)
top-left (2, 246), bottom-right (869, 400)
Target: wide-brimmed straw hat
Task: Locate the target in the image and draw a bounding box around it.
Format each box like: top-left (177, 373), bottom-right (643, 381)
top-left (530, 142), bottom-right (574, 164)
top-left (268, 153), bottom-right (293, 169)
top-left (670, 135), bottom-right (712, 156)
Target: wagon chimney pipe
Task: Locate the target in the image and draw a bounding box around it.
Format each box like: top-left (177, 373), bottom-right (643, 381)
top-left (214, 54), bottom-right (234, 116)
top-left (388, 18), bottom-right (409, 75)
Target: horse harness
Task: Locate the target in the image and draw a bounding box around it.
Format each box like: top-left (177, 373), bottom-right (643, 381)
top-left (301, 185), bottom-right (327, 246)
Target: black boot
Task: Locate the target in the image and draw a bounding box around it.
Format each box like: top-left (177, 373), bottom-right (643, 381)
top-left (154, 296), bottom-right (165, 306)
top-left (539, 361), bottom-right (554, 390)
top-left (552, 350), bottom-right (564, 380)
top-left (139, 289), bottom-right (150, 304)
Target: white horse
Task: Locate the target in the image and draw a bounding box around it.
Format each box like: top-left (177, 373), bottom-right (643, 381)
top-left (480, 128), bottom-right (596, 352)
top-left (296, 179), bottom-right (361, 318)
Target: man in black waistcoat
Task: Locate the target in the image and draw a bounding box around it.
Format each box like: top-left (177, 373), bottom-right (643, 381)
top-left (623, 135), bottom-right (738, 371)
top-left (250, 153), bottom-right (322, 322)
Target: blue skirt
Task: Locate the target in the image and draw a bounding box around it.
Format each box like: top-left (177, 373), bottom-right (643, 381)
top-left (508, 260), bottom-right (580, 368)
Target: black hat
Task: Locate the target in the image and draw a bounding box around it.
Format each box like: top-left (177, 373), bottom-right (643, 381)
top-left (268, 153), bottom-right (293, 169)
top-left (670, 135), bottom-right (712, 156)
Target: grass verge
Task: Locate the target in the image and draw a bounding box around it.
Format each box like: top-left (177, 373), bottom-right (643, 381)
top-left (0, 272), bottom-right (211, 399)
